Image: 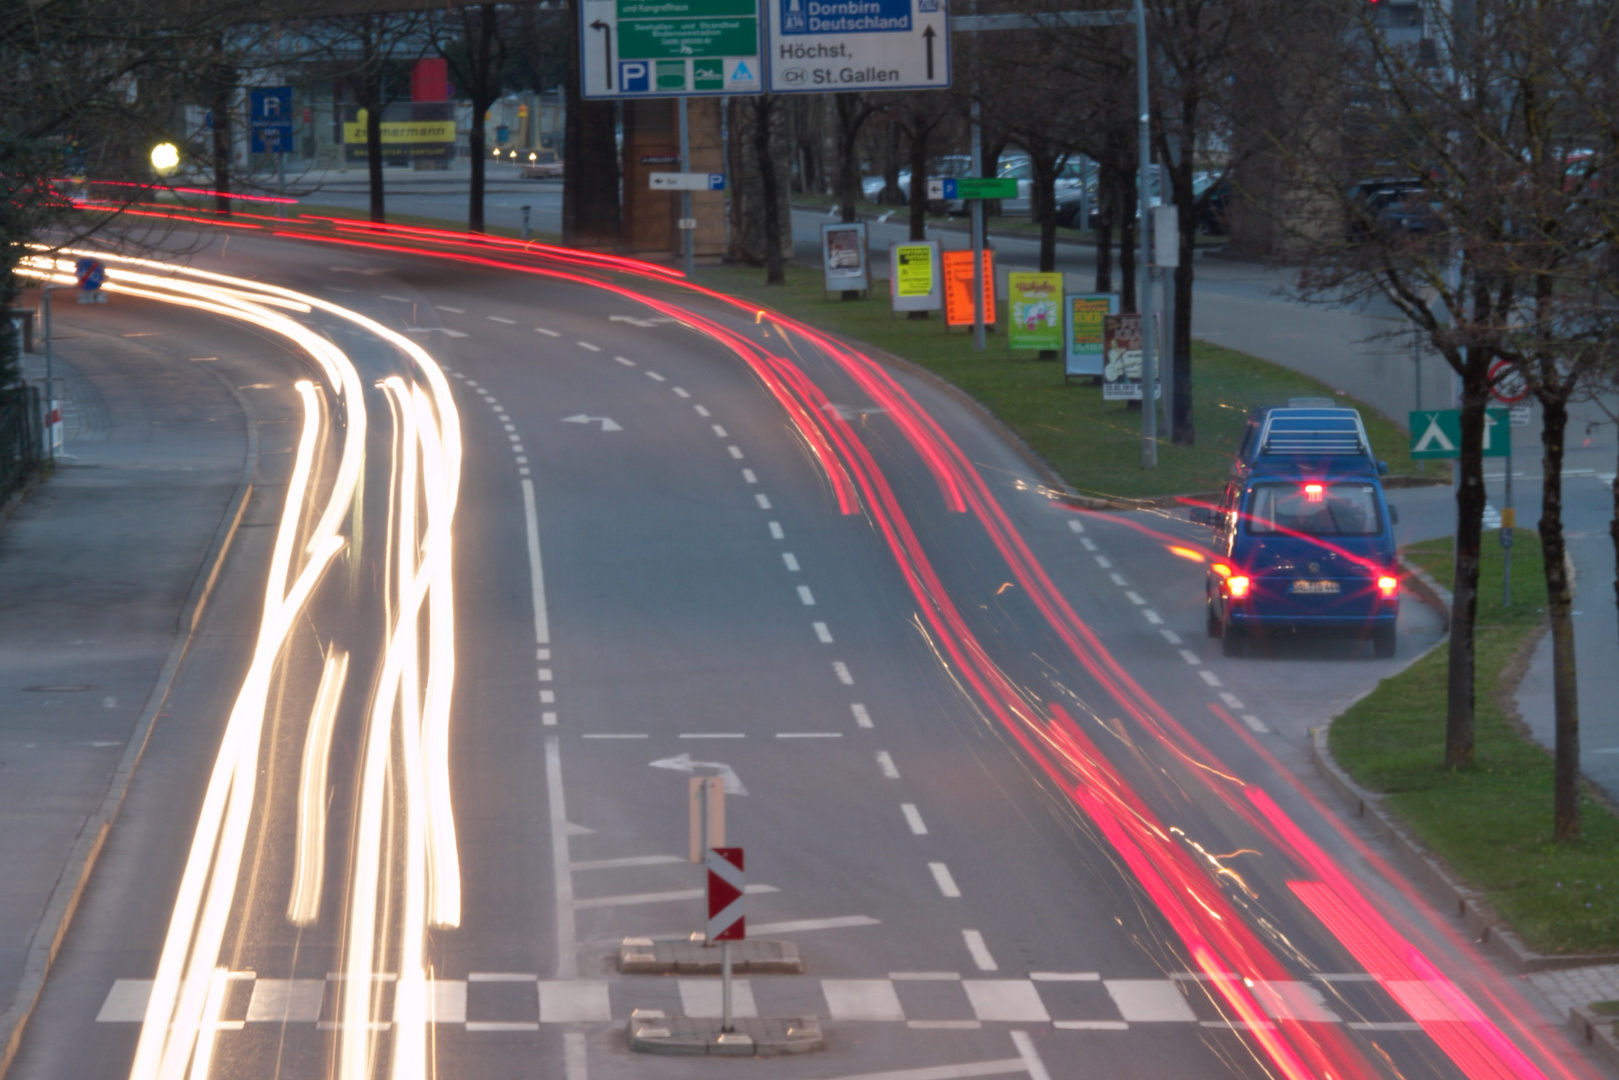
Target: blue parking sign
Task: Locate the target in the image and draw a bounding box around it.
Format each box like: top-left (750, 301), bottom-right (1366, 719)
top-left (249, 87), bottom-right (294, 153)
top-left (619, 61), bottom-right (650, 92)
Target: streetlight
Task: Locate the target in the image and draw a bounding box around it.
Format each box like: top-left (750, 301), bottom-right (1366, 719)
top-left (150, 142), bottom-right (180, 177)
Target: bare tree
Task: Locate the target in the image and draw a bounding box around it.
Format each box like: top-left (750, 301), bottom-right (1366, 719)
top-left (436, 4), bottom-right (510, 234)
top-left (1273, 0), bottom-right (1619, 838)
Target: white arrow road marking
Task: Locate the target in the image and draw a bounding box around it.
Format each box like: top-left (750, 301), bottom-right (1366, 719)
top-left (649, 752), bottom-right (747, 795)
top-left (561, 414), bottom-right (622, 432)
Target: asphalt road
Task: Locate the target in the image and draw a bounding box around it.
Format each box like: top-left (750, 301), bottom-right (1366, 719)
top-left (5, 227), bottom-right (1597, 1080)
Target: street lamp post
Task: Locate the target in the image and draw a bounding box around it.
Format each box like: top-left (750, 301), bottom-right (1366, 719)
top-left (1133, 0), bottom-right (1157, 468)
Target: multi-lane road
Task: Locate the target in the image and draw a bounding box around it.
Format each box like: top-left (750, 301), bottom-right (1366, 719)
top-left (4, 225), bottom-right (1598, 1080)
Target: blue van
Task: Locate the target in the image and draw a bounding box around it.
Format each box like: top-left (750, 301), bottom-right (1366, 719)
top-left (1192, 403), bottom-right (1401, 657)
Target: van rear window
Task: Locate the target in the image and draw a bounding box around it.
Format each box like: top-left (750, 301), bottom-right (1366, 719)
top-left (1246, 483), bottom-right (1382, 536)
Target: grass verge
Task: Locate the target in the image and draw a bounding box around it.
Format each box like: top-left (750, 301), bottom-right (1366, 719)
top-left (691, 264), bottom-right (1442, 500)
top-left (1331, 530), bottom-right (1619, 955)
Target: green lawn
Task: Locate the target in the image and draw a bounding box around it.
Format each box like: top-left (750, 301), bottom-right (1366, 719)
top-left (1331, 531), bottom-right (1619, 955)
top-left (689, 264), bottom-right (1441, 500)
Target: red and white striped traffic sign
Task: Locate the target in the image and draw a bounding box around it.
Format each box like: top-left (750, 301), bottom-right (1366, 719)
top-left (706, 847), bottom-right (744, 942)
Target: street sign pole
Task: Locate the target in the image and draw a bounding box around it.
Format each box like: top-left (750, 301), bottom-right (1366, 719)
top-left (971, 99), bottom-right (985, 352)
top-left (679, 96), bottom-right (694, 278)
top-left (1133, 0), bottom-right (1156, 469)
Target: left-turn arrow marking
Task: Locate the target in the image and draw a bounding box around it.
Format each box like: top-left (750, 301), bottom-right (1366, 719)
top-left (562, 414), bottom-right (623, 431)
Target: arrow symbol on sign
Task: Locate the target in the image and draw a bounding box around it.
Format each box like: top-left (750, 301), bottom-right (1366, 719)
top-left (562, 414), bottom-right (623, 431)
top-left (923, 25), bottom-right (936, 80)
top-left (589, 20), bottom-right (613, 87)
top-left (650, 752), bottom-right (748, 795)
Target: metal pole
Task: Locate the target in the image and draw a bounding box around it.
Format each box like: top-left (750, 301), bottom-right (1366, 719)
top-left (721, 941), bottom-right (733, 1032)
top-left (679, 96), bottom-right (694, 278)
top-left (1133, 0), bottom-right (1156, 467)
top-left (522, 204), bottom-right (532, 241)
top-left (42, 286), bottom-right (55, 461)
top-left (1503, 453), bottom-right (1513, 605)
top-left (970, 106), bottom-right (985, 349)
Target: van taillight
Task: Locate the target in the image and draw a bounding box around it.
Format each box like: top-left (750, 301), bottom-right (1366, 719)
top-left (1228, 575), bottom-right (1251, 599)
top-left (1304, 483), bottom-right (1324, 503)
top-left (1377, 574), bottom-right (1398, 598)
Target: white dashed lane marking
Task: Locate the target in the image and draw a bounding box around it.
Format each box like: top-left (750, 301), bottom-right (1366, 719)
top-left (876, 751), bottom-right (899, 778)
top-left (782, 553), bottom-right (800, 571)
top-left (901, 803), bottom-right (928, 835)
top-left (798, 585), bottom-right (816, 605)
top-left (833, 661), bottom-right (853, 684)
top-left (769, 521), bottom-right (785, 539)
top-left (535, 326), bottom-right (560, 337)
top-left (963, 930), bottom-right (998, 971)
top-left (488, 315), bottom-right (516, 325)
top-left (1242, 715), bottom-right (1270, 734)
top-left (814, 622), bottom-right (834, 643)
top-left (1198, 670), bottom-right (1223, 687)
top-left (756, 494), bottom-right (772, 509)
top-left (1095, 555), bottom-right (1112, 569)
top-left (851, 703), bottom-right (873, 728)
top-left (578, 341), bottom-right (601, 351)
top-left (929, 862), bottom-right (962, 898)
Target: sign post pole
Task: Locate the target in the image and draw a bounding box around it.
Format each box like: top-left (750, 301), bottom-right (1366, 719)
top-left (705, 846), bottom-right (745, 1032)
top-left (971, 101), bottom-right (985, 352)
top-left (1133, 0), bottom-right (1156, 468)
top-left (679, 97), bottom-right (694, 278)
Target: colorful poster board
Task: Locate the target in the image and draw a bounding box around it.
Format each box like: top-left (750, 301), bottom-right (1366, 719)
top-left (890, 241), bottom-right (941, 312)
top-left (1064, 293), bottom-right (1117, 377)
top-left (822, 222), bottom-right (869, 292)
top-left (942, 249), bottom-right (995, 328)
top-left (1102, 313), bottom-right (1143, 400)
top-left (1007, 273), bottom-right (1064, 351)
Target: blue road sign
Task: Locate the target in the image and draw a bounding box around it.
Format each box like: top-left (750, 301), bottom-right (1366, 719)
top-left (249, 87), bottom-right (294, 153)
top-left (75, 258), bottom-right (106, 291)
top-left (708, 174), bottom-right (726, 190)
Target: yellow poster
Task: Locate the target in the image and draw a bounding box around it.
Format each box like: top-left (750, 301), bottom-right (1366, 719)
top-left (894, 245), bottom-right (934, 298)
top-left (343, 118), bottom-right (456, 145)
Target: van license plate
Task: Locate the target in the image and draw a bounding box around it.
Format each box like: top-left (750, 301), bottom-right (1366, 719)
top-left (1290, 580), bottom-right (1341, 594)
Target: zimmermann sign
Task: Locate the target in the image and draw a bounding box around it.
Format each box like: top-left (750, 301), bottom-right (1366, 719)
top-left (767, 0), bottom-right (949, 92)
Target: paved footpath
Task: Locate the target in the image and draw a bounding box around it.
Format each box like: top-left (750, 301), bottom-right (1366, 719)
top-left (0, 315), bottom-right (251, 1072)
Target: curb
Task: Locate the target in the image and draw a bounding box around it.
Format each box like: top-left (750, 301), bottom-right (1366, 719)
top-left (626, 1012), bottom-right (825, 1057)
top-left (1310, 575), bottom-right (1619, 976)
top-left (619, 937), bottom-right (802, 975)
top-left (1571, 1006), bottom-right (1619, 1072)
top-left (0, 374), bottom-right (259, 1080)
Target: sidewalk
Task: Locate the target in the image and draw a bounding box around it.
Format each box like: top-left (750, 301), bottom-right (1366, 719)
top-left (0, 324), bottom-right (249, 1072)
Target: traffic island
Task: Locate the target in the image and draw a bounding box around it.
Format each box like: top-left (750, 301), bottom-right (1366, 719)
top-left (626, 1010), bottom-right (825, 1057)
top-left (618, 935), bottom-right (803, 975)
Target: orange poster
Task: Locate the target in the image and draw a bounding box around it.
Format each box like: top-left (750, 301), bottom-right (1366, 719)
top-left (942, 249), bottom-right (996, 328)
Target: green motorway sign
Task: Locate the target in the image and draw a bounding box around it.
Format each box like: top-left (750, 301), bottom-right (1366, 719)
top-left (1408, 408), bottom-right (1511, 459)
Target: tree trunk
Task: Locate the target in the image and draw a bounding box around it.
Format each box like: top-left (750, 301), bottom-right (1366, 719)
top-left (366, 96), bottom-right (385, 223)
top-left (834, 93), bottom-right (867, 225)
top-left (1539, 393), bottom-right (1581, 840)
top-left (469, 120), bottom-right (486, 233)
top-left (908, 121), bottom-right (929, 243)
top-left (755, 94), bottom-right (785, 286)
top-left (1033, 152), bottom-right (1057, 274)
top-left (466, 6), bottom-right (497, 235)
top-left (211, 63), bottom-right (233, 216)
top-left (1444, 354), bottom-right (1492, 768)
top-left (1095, 168), bottom-right (1113, 294)
top-left (1612, 443), bottom-right (1619, 652)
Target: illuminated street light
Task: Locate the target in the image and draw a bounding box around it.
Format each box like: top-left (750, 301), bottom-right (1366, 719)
top-left (150, 142), bottom-right (180, 176)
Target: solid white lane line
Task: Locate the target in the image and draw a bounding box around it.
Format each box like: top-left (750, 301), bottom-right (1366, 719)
top-left (1030, 972), bottom-right (1100, 981)
top-left (756, 494), bottom-right (772, 509)
top-left (578, 341), bottom-right (601, 351)
top-left (929, 863), bottom-right (962, 898)
top-left (1179, 650), bottom-right (1201, 665)
top-left (1199, 670), bottom-right (1223, 686)
top-left (1080, 538), bottom-right (1097, 551)
top-left (646, 371), bottom-right (666, 382)
top-left (813, 1058), bottom-right (1027, 1080)
top-left (467, 972), bottom-right (540, 981)
top-left (752, 915), bottom-right (879, 934)
top-left (783, 553), bottom-right (800, 571)
top-left (436, 305), bottom-right (465, 313)
top-left (876, 751), bottom-right (899, 778)
top-left (575, 884), bottom-right (778, 909)
top-left (833, 661), bottom-right (853, 683)
top-left (544, 737), bottom-right (577, 979)
top-left (909, 1020), bottom-right (982, 1029)
top-left (573, 854), bottom-right (679, 874)
top-left (381, 294), bottom-right (411, 302)
top-left (1219, 692), bottom-right (1245, 710)
top-left (798, 585), bottom-right (816, 605)
top-left (613, 356), bottom-right (634, 366)
top-left (1110, 573), bottom-right (1127, 587)
top-left (535, 326), bottom-right (560, 336)
top-left (1067, 519), bottom-right (1085, 533)
top-left (728, 446), bottom-right (744, 459)
top-left (681, 733), bottom-right (745, 739)
top-left (1124, 591), bottom-right (1145, 605)
top-left (962, 929), bottom-right (997, 971)
top-left (1160, 629), bottom-right (1183, 645)
top-left (814, 622), bottom-right (834, 643)
top-left (488, 315), bottom-right (516, 325)
top-left (891, 972), bottom-right (961, 981)
top-left (1242, 715), bottom-right (1270, 733)
top-left (581, 733), bottom-right (647, 739)
top-left (901, 804), bottom-right (928, 835)
top-left (851, 703), bottom-right (873, 728)
top-left (712, 424), bottom-right (728, 437)
top-left (769, 521), bottom-right (785, 539)
top-left (778, 732), bottom-right (842, 738)
top-left (1096, 555), bottom-right (1113, 569)
top-left (1055, 1020), bottom-right (1128, 1030)
top-left (1143, 609), bottom-right (1164, 625)
top-left (673, 387), bottom-right (690, 398)
top-left (521, 479), bottom-right (550, 646)
top-left (694, 405), bottom-right (710, 416)
top-left (467, 1022), bottom-right (539, 1032)
top-left (743, 468), bottom-right (757, 483)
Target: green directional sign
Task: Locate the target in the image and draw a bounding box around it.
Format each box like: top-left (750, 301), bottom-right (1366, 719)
top-left (1408, 408), bottom-right (1511, 459)
top-left (953, 177), bottom-right (1018, 199)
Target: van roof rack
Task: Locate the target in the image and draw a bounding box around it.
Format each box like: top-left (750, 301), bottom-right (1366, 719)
top-left (1258, 407), bottom-right (1370, 457)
